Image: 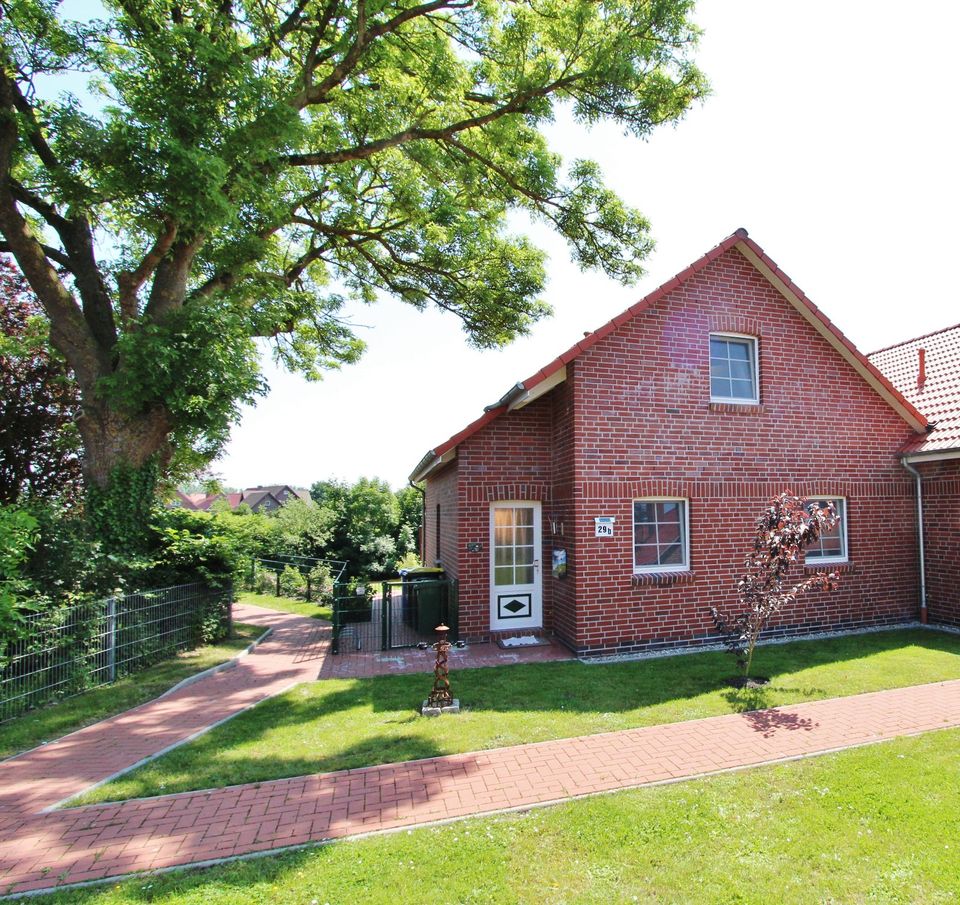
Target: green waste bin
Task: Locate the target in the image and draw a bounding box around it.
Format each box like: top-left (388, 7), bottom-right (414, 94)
top-left (401, 567), bottom-right (446, 634)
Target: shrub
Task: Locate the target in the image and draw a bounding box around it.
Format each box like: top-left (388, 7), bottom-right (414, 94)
top-left (0, 504), bottom-right (39, 639)
top-left (711, 493), bottom-right (840, 678)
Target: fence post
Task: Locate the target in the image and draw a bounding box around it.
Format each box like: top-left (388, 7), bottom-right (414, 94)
top-left (381, 583), bottom-right (390, 651)
top-left (275, 568), bottom-right (281, 597)
top-left (249, 557), bottom-right (256, 592)
top-left (306, 575), bottom-right (312, 603)
top-left (106, 596), bottom-right (117, 683)
top-left (331, 596), bottom-right (340, 655)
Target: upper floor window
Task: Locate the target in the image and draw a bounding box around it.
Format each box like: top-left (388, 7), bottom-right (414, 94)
top-left (633, 498), bottom-right (689, 573)
top-left (710, 334), bottom-right (759, 403)
top-left (805, 498), bottom-right (847, 564)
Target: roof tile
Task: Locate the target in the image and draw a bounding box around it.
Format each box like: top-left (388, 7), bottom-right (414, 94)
top-left (869, 322), bottom-right (960, 453)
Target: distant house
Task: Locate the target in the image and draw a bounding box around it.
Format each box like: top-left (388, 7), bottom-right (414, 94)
top-left (410, 229), bottom-right (959, 655)
top-left (170, 485), bottom-right (311, 514)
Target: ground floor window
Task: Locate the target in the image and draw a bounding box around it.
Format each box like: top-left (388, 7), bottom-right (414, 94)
top-left (805, 497), bottom-right (847, 563)
top-left (633, 498), bottom-right (689, 572)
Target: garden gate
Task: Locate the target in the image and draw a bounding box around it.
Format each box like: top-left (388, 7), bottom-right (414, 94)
top-left (331, 578), bottom-right (458, 654)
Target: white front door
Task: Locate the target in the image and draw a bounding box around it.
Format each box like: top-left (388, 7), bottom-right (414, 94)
top-left (490, 501), bottom-right (542, 631)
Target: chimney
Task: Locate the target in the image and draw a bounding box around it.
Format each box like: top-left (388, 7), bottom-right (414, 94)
top-left (918, 347), bottom-right (926, 389)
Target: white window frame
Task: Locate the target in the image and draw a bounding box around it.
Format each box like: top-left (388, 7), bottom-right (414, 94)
top-left (805, 497), bottom-right (848, 564)
top-left (709, 332), bottom-right (759, 404)
top-left (632, 497), bottom-right (690, 574)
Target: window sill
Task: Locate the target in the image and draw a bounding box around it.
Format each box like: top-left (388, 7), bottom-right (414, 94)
top-left (632, 570), bottom-right (695, 587)
top-left (709, 402), bottom-right (764, 415)
top-left (805, 561), bottom-right (855, 574)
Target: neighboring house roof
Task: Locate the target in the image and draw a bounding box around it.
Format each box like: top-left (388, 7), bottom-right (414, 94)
top-left (410, 229), bottom-right (929, 482)
top-left (168, 485), bottom-right (311, 511)
top-left (242, 490), bottom-right (281, 511)
top-left (869, 322), bottom-right (960, 457)
top-left (171, 490), bottom-right (200, 509)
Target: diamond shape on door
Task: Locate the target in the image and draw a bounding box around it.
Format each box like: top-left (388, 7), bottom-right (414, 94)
top-left (498, 594), bottom-right (532, 619)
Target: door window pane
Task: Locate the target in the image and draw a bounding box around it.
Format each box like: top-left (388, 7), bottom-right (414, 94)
top-left (493, 506), bottom-right (538, 587)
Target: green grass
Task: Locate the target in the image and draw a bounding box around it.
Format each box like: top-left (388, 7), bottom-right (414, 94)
top-left (0, 624), bottom-right (262, 760)
top-left (74, 628), bottom-right (960, 805)
top-left (32, 727), bottom-right (960, 904)
top-left (237, 590), bottom-right (332, 622)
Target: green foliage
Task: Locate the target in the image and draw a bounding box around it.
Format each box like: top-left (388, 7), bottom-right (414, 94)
top-left (0, 0), bottom-right (707, 513)
top-left (85, 460), bottom-right (160, 552)
top-left (0, 504), bottom-right (39, 636)
top-left (272, 498), bottom-right (335, 558)
top-left (98, 301), bottom-right (266, 473)
top-left (311, 477), bottom-right (410, 578)
top-left (395, 550), bottom-right (422, 573)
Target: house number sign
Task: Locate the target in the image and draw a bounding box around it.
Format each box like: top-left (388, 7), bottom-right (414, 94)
top-left (594, 517), bottom-right (615, 537)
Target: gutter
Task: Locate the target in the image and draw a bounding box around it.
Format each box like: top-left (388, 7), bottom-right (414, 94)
top-left (900, 457), bottom-right (928, 623)
top-left (484, 382), bottom-right (525, 412)
top-left (408, 480), bottom-right (426, 562)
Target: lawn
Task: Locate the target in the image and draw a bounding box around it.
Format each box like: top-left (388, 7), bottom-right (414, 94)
top-left (0, 624), bottom-right (262, 760)
top-left (73, 627), bottom-right (960, 805)
top-left (32, 727), bottom-right (960, 904)
top-left (237, 590), bottom-right (332, 622)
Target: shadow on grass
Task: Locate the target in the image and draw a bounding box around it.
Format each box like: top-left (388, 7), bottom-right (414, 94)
top-left (75, 627), bottom-right (960, 804)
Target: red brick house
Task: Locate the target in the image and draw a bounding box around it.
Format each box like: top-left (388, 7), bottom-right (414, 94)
top-left (411, 229), bottom-right (960, 655)
top-left (870, 324), bottom-right (960, 630)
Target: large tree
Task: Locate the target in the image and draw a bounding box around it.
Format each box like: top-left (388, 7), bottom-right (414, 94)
top-left (0, 0), bottom-right (706, 537)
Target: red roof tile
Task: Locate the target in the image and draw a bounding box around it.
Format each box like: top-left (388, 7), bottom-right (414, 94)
top-left (869, 322), bottom-right (960, 454)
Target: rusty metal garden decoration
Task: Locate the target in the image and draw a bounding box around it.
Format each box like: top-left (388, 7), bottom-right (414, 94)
top-left (421, 624), bottom-right (459, 715)
top-left (427, 624), bottom-right (453, 707)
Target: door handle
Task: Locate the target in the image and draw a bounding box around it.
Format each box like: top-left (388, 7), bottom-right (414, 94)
top-left (534, 559), bottom-right (540, 571)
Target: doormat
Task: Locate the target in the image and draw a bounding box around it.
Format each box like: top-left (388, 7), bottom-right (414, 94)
top-left (495, 634), bottom-right (551, 649)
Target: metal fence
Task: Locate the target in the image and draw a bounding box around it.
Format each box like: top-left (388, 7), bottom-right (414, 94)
top-left (332, 579), bottom-right (459, 654)
top-left (248, 555), bottom-right (348, 601)
top-left (0, 582), bottom-right (232, 724)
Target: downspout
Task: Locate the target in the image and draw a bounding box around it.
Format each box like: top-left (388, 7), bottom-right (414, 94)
top-left (901, 458), bottom-right (927, 624)
top-left (408, 480), bottom-right (426, 564)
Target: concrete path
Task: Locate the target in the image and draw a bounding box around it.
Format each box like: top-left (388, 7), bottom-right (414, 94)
top-left (2, 608), bottom-right (960, 896)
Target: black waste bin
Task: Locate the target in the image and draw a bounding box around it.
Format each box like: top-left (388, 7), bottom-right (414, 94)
top-left (400, 567), bottom-right (446, 634)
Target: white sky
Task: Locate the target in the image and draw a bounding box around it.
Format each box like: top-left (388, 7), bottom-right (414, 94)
top-left (117, 3), bottom-right (960, 489)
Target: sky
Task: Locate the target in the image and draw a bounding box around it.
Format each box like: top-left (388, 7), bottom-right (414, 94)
top-left (72, 1), bottom-right (960, 491)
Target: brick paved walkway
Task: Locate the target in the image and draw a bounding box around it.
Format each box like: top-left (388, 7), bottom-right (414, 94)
top-left (2, 607), bottom-right (960, 896)
top-left (0, 604), bottom-right (568, 819)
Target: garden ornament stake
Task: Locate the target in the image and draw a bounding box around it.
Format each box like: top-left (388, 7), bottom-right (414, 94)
top-left (427, 624), bottom-right (453, 708)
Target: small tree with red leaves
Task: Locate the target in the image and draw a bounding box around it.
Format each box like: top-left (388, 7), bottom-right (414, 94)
top-left (0, 259), bottom-right (82, 506)
top-left (711, 493), bottom-right (840, 679)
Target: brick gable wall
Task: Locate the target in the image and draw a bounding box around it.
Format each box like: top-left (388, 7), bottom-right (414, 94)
top-left (425, 246), bottom-right (925, 652)
top-left (570, 247), bottom-right (920, 654)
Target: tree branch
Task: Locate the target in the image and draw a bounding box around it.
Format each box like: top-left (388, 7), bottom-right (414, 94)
top-left (290, 0), bottom-right (471, 108)
top-left (0, 239), bottom-right (74, 272)
top-left (286, 74), bottom-right (582, 167)
top-left (143, 236), bottom-right (204, 323)
top-left (118, 219), bottom-right (179, 325)
top-left (9, 179), bottom-right (71, 233)
top-left (0, 69), bottom-right (106, 387)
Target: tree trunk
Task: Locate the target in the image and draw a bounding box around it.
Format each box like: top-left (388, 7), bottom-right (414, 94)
top-left (77, 401), bottom-right (171, 490)
top-left (78, 399), bottom-right (171, 550)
